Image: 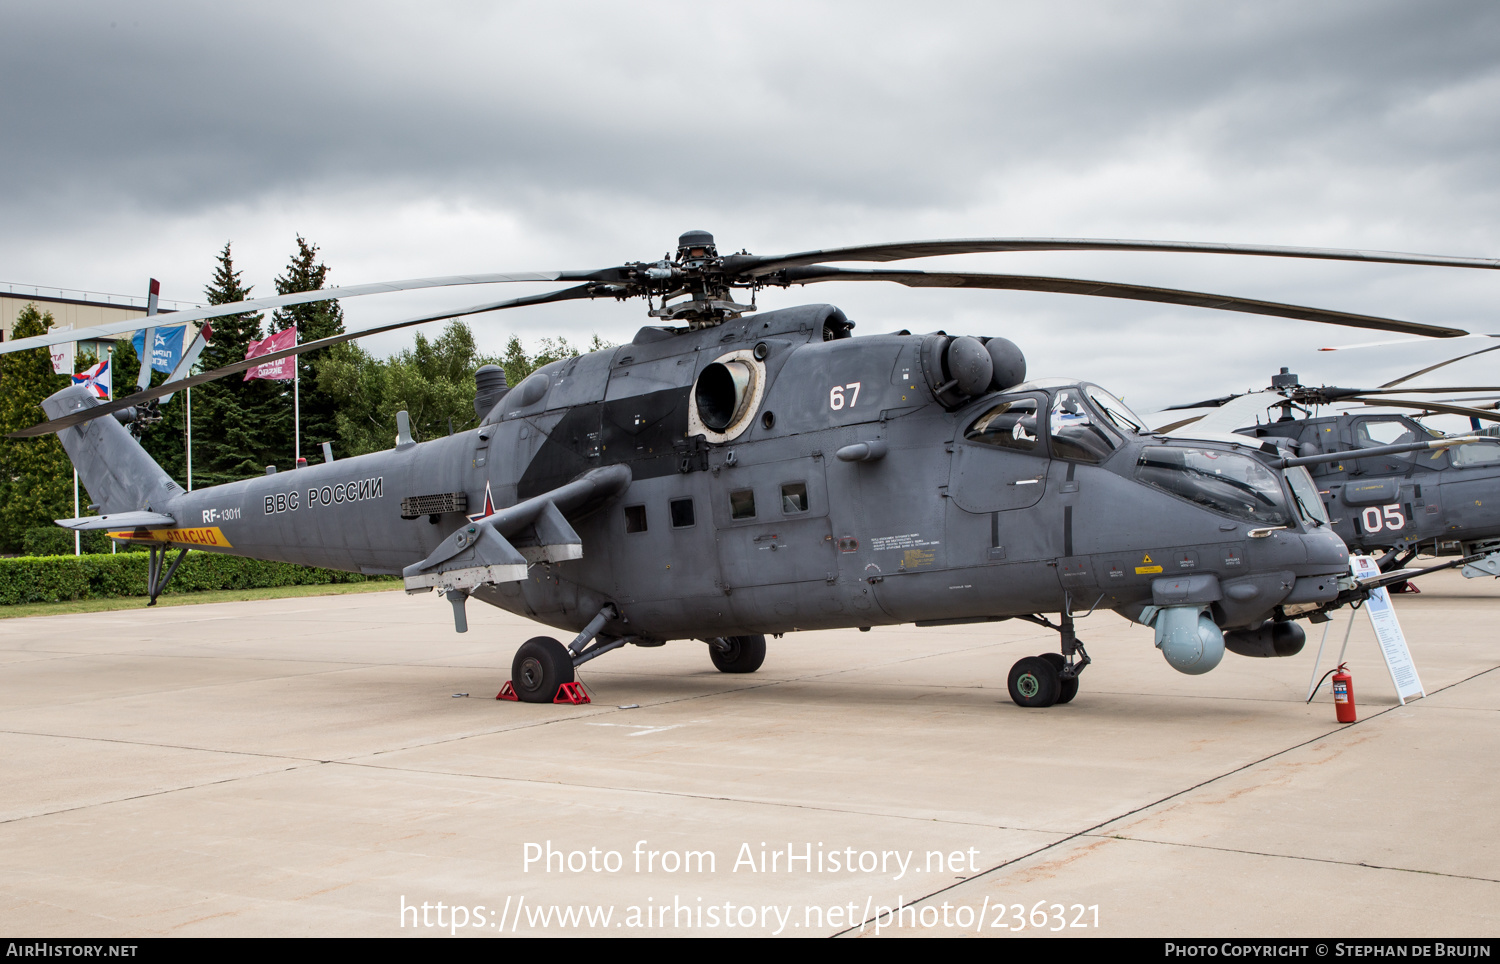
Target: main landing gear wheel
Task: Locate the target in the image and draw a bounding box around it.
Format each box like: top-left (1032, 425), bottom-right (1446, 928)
top-left (512, 636), bottom-right (575, 703)
top-left (1008, 656), bottom-right (1061, 708)
top-left (710, 634), bottom-right (766, 673)
top-left (1039, 652), bottom-right (1079, 704)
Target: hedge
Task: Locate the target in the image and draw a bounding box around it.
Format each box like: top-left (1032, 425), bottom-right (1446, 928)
top-left (23, 527), bottom-right (141, 557)
top-left (0, 551), bottom-right (395, 605)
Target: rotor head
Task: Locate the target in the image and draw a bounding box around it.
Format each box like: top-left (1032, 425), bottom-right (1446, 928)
top-left (676, 230), bottom-right (717, 265)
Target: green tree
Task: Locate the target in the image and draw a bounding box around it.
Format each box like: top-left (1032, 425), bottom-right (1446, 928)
top-left (318, 324), bottom-right (614, 459)
top-left (270, 236), bottom-right (343, 461)
top-left (498, 333), bottom-right (607, 387)
top-left (0, 305), bottom-right (78, 551)
top-left (190, 242), bottom-right (270, 485)
top-left (320, 321), bottom-right (489, 457)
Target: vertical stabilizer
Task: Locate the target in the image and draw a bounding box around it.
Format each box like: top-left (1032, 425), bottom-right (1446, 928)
top-left (41, 386), bottom-right (180, 515)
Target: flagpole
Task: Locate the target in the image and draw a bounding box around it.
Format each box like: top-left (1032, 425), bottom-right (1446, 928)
top-left (186, 385), bottom-right (192, 492)
top-left (73, 470), bottom-right (80, 556)
top-left (293, 326), bottom-right (300, 463)
top-left (107, 346), bottom-right (115, 554)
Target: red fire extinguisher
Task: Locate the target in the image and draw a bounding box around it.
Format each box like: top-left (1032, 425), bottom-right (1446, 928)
top-left (1331, 663), bottom-right (1356, 723)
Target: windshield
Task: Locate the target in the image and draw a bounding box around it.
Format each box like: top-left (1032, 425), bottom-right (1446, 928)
top-left (1085, 384), bottom-right (1146, 434)
top-left (1286, 466), bottom-right (1329, 526)
top-left (1050, 388), bottom-right (1118, 462)
top-left (1135, 446), bottom-right (1293, 526)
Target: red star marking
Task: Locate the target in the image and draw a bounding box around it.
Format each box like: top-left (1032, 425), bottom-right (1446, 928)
top-left (468, 481), bottom-right (497, 523)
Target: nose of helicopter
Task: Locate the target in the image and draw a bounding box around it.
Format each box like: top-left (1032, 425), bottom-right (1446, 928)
top-left (1261, 522), bottom-right (1349, 621)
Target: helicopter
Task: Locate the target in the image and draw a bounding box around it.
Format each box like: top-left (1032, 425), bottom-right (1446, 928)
top-left (13, 231), bottom-right (1499, 709)
top-left (1156, 368), bottom-right (1500, 578)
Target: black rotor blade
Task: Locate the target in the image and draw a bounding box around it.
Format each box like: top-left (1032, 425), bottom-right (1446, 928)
top-left (1380, 344), bottom-right (1500, 389)
top-left (1161, 394), bottom-right (1245, 411)
top-left (728, 238), bottom-right (1500, 279)
top-left (0, 270), bottom-right (574, 357)
top-left (1292, 385), bottom-right (1500, 406)
top-left (9, 284), bottom-right (602, 438)
top-left (1353, 398), bottom-right (1500, 423)
top-left (1342, 386), bottom-right (1500, 397)
top-left (777, 267), bottom-right (1468, 338)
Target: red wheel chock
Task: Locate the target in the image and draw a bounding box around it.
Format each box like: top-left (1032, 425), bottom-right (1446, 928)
top-left (495, 680), bottom-right (590, 704)
top-left (1393, 582), bottom-right (1421, 594)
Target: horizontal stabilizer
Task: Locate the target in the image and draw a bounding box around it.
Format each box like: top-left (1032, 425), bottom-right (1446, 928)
top-left (55, 511), bottom-right (177, 531)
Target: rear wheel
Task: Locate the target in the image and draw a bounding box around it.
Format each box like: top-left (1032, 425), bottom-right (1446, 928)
top-left (1008, 656), bottom-right (1060, 708)
top-left (710, 635), bottom-right (766, 673)
top-left (512, 636), bottom-right (575, 703)
top-left (1039, 652), bottom-right (1079, 704)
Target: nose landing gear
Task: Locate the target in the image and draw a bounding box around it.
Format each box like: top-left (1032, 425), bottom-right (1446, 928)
top-left (1007, 610), bottom-right (1091, 708)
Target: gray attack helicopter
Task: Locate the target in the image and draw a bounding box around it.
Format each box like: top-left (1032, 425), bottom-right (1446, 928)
top-left (14, 231), bottom-right (1500, 708)
top-left (1157, 368), bottom-right (1500, 577)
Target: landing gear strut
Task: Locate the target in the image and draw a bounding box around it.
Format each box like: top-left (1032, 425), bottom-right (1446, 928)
top-left (1007, 610), bottom-right (1091, 708)
top-left (145, 546), bottom-right (189, 606)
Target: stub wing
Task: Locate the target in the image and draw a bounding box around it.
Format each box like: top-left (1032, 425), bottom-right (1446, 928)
top-left (402, 465), bottom-right (631, 594)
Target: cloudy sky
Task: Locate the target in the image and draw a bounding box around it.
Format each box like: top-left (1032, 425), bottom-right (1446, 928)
top-left (3, 1), bottom-right (1499, 416)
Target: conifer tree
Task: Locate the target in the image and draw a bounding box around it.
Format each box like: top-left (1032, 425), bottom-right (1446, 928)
top-left (270, 236), bottom-right (343, 460)
top-left (191, 242), bottom-right (270, 484)
top-left (0, 305), bottom-right (77, 550)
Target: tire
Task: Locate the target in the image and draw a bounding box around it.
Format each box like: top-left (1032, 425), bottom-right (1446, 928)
top-left (512, 636), bottom-right (575, 703)
top-left (1008, 656), bottom-right (1060, 708)
top-left (1039, 652), bottom-right (1079, 704)
top-left (709, 634), bottom-right (766, 673)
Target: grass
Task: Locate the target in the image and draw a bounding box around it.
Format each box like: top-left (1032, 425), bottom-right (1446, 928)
top-left (0, 579), bottom-right (401, 619)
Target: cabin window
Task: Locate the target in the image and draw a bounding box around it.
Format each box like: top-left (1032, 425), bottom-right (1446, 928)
top-left (624, 505), bottom-right (648, 533)
top-left (965, 398), bottom-right (1041, 452)
top-left (670, 498), bottom-right (696, 528)
top-left (1355, 417), bottom-right (1422, 459)
top-left (1453, 438), bottom-right (1500, 466)
top-left (781, 482), bottom-right (808, 513)
top-left (730, 489), bottom-right (756, 520)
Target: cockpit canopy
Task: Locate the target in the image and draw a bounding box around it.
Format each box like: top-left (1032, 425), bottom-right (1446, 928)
top-left (965, 381), bottom-right (1146, 463)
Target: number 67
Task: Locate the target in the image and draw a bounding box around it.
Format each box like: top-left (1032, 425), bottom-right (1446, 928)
top-left (830, 382), bottom-right (861, 410)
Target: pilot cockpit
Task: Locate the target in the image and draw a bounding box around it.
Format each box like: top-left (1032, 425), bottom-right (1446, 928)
top-left (965, 381), bottom-right (1145, 463)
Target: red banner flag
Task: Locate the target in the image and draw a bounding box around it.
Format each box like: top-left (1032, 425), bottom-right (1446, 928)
top-left (243, 327), bottom-right (297, 381)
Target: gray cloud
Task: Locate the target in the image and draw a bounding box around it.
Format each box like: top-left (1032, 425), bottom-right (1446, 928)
top-left (1, 0), bottom-right (1498, 413)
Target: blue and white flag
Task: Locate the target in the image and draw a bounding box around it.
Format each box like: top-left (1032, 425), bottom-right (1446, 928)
top-left (131, 325), bottom-right (186, 374)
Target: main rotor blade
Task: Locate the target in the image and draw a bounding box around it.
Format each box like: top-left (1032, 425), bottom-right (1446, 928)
top-left (1161, 393), bottom-right (1245, 411)
top-left (0, 270), bottom-right (567, 357)
top-left (1380, 343), bottom-right (1500, 388)
top-left (731, 238), bottom-right (1500, 278)
top-left (9, 284), bottom-right (600, 438)
top-left (1355, 398), bottom-right (1500, 423)
top-left (1345, 386), bottom-right (1500, 397)
top-left (1161, 392), bottom-right (1286, 438)
top-left (1319, 334), bottom-right (1500, 352)
top-left (779, 267), bottom-right (1468, 338)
